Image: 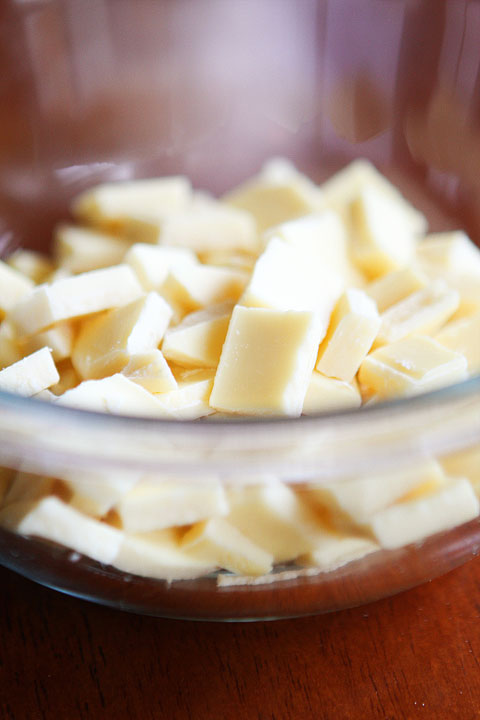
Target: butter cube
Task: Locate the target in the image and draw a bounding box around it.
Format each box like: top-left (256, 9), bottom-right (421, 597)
top-left (56, 373), bottom-right (173, 417)
top-left (376, 280), bottom-right (459, 347)
top-left (303, 372), bottom-right (361, 414)
top-left (72, 176), bottom-right (192, 228)
top-left (320, 159), bottom-right (427, 235)
top-left (224, 164), bottom-right (322, 233)
top-left (125, 243), bottom-right (197, 291)
top-left (316, 288), bottom-right (380, 382)
top-left (0, 259), bottom-right (34, 317)
top-left (416, 231), bottom-right (480, 277)
top-left (7, 249), bottom-right (53, 284)
top-left (153, 369), bottom-right (215, 420)
top-left (161, 264), bottom-right (247, 313)
top-left (121, 350), bottom-right (177, 393)
top-left (181, 517), bottom-right (273, 576)
top-left (22, 322), bottom-right (74, 362)
top-left (435, 312), bottom-right (480, 375)
top-left (162, 302), bottom-right (233, 368)
top-left (0, 347), bottom-right (59, 396)
top-left (0, 496), bottom-right (123, 565)
top-left (225, 483), bottom-right (325, 563)
top-left (210, 306), bottom-right (323, 417)
top-left (114, 529), bottom-right (215, 580)
top-left (358, 335), bottom-right (468, 398)
top-left (9, 264), bottom-right (143, 336)
top-left (351, 186), bottom-right (418, 278)
top-left (54, 224), bottom-right (131, 273)
top-left (72, 291), bottom-right (172, 379)
top-left (366, 266), bottom-right (427, 313)
top-left (116, 481), bottom-right (228, 532)
top-left (371, 478), bottom-right (479, 549)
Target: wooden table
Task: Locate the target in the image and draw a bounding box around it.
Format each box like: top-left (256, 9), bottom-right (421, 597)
top-left (2, 558), bottom-right (480, 720)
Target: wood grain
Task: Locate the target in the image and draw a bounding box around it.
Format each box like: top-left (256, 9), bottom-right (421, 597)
top-left (1, 559), bottom-right (480, 720)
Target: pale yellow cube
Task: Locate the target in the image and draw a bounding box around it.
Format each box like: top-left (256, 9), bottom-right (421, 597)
top-left (54, 224), bottom-right (131, 273)
top-left (23, 322), bottom-right (75, 362)
top-left (0, 259), bottom-right (34, 317)
top-left (9, 264), bottom-right (143, 336)
top-left (125, 242), bottom-right (197, 292)
top-left (376, 280), bottom-right (459, 346)
top-left (72, 291), bottom-right (172, 379)
top-left (358, 335), bottom-right (468, 398)
top-left (121, 350), bottom-right (177, 393)
top-left (162, 302), bottom-right (233, 368)
top-left (0, 347), bottom-right (59, 396)
top-left (181, 517), bottom-right (273, 576)
top-left (153, 369), bottom-right (215, 420)
top-left (299, 534), bottom-right (379, 572)
top-left (65, 471), bottom-right (139, 517)
top-left (416, 231), bottom-right (480, 277)
top-left (303, 372), bottom-right (361, 414)
top-left (161, 264), bottom-right (247, 312)
top-left (7, 249), bottom-right (53, 284)
top-left (351, 186), bottom-right (418, 278)
top-left (365, 266), bottom-right (427, 313)
top-left (435, 312), bottom-right (480, 375)
top-left (441, 447), bottom-right (480, 495)
top-left (116, 481), bottom-right (228, 532)
top-left (0, 321), bottom-right (21, 369)
top-left (210, 306), bottom-right (323, 417)
top-left (316, 288), bottom-right (380, 382)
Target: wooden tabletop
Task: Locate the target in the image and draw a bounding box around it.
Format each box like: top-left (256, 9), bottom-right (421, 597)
top-left (2, 558), bottom-right (480, 720)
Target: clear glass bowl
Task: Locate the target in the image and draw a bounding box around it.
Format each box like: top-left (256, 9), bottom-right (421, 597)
top-left (1, 0), bottom-right (480, 620)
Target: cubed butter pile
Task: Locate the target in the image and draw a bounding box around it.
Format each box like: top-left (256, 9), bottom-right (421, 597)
top-left (0, 158), bottom-right (479, 582)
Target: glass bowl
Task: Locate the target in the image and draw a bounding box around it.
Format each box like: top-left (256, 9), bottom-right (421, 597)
top-left (1, 0), bottom-right (480, 620)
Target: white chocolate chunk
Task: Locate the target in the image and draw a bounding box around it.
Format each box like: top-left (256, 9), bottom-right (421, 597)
top-left (224, 165), bottom-right (322, 233)
top-left (56, 374), bottom-right (173, 417)
top-left (225, 483), bottom-right (325, 563)
top-left (0, 321), bottom-right (21, 369)
top-left (210, 306), bottom-right (323, 417)
top-left (0, 347), bottom-right (59, 396)
top-left (371, 478), bottom-right (479, 549)
top-left (201, 250), bottom-right (256, 273)
top-left (162, 302), bottom-right (232, 368)
top-left (351, 186), bottom-right (418, 278)
top-left (161, 264), bottom-right (247, 312)
top-left (303, 372), bottom-right (361, 414)
top-left (72, 176), bottom-right (192, 227)
top-left (116, 481), bottom-right (228, 532)
top-left (358, 335), bottom-right (468, 399)
top-left (441, 447), bottom-right (480, 495)
top-left (125, 243), bottom-right (197, 291)
top-left (54, 224), bottom-right (131, 273)
top-left (23, 322), bottom-right (74, 362)
top-left (63, 471), bottom-right (139, 517)
top-left (241, 235), bottom-right (343, 324)
top-left (158, 201), bottom-right (258, 254)
top-left (153, 369), bottom-right (215, 420)
top-left (316, 288), bottom-right (380, 382)
top-left (435, 312), bottom-right (480, 375)
top-left (9, 265), bottom-right (143, 336)
top-left (320, 159), bottom-right (427, 235)
top-left (72, 292), bottom-right (172, 379)
top-left (0, 259), bottom-right (34, 316)
top-left (121, 350), bottom-right (177, 393)
top-left (299, 534), bottom-right (379, 571)
top-left (181, 517), bottom-right (273, 576)
top-left (366, 266), bottom-right (427, 313)
top-left (305, 461), bottom-right (446, 526)
top-left (6, 249), bottom-right (53, 284)
top-left (114, 529), bottom-right (215, 581)
top-left (376, 280), bottom-right (459, 346)
top-left (416, 231), bottom-right (480, 277)
top-left (0, 496), bottom-right (123, 565)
